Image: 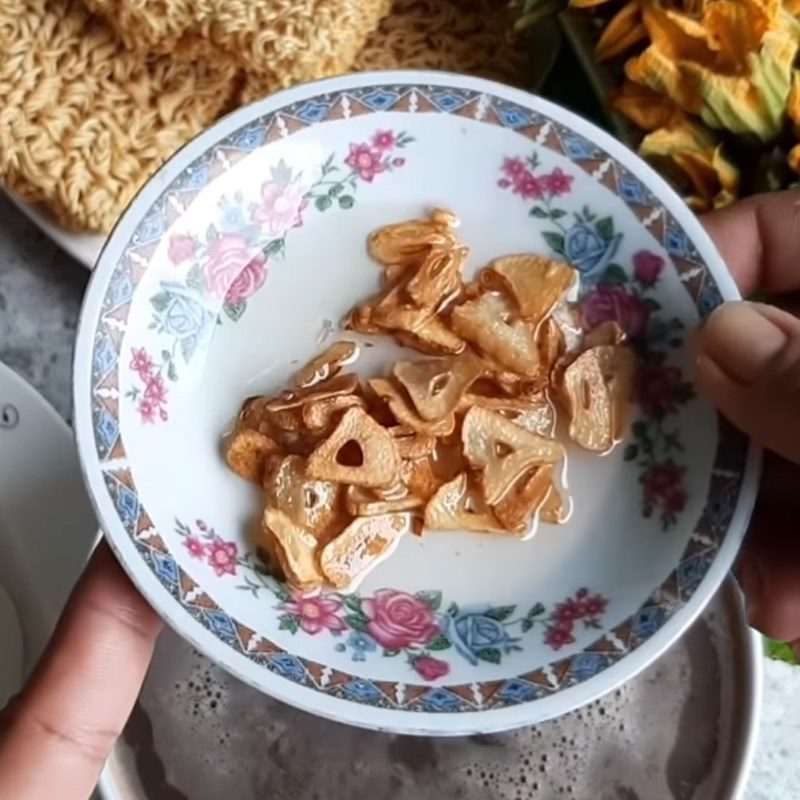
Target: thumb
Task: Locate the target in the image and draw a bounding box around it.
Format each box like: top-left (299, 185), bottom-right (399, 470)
top-left (694, 301), bottom-right (800, 464)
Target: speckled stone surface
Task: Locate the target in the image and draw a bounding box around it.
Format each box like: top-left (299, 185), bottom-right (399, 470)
top-left (0, 194), bottom-right (88, 423)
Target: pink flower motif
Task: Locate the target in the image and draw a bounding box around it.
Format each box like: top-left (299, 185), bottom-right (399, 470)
top-left (168, 233), bottom-right (197, 265)
top-left (345, 143), bottom-right (385, 182)
top-left (543, 168), bottom-right (574, 196)
top-left (184, 536), bottom-right (205, 559)
top-left (412, 655), bottom-right (450, 681)
top-left (363, 589), bottom-right (439, 650)
top-left (633, 250), bottom-right (665, 287)
top-left (144, 374), bottom-right (168, 405)
top-left (130, 347), bottom-right (154, 379)
top-left (581, 285), bottom-right (650, 339)
top-left (513, 171), bottom-right (545, 200)
top-left (581, 594), bottom-right (608, 618)
top-left (501, 157), bottom-right (527, 178)
top-left (203, 233), bottom-right (267, 305)
top-left (635, 353), bottom-right (688, 418)
top-left (282, 594), bottom-right (348, 635)
top-left (544, 621), bottom-right (575, 650)
top-left (251, 180), bottom-right (307, 238)
top-left (641, 460), bottom-right (687, 518)
top-left (206, 540), bottom-right (238, 577)
top-left (372, 130), bottom-right (396, 151)
top-left (553, 598), bottom-right (585, 623)
top-left (138, 398), bottom-right (156, 424)
top-left (392, 157), bottom-right (406, 167)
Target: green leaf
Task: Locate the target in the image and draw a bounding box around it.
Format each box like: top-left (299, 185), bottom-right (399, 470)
top-left (765, 637), bottom-right (800, 666)
top-left (319, 153), bottom-right (335, 175)
top-left (261, 238), bottom-right (282, 257)
top-left (342, 594), bottom-right (363, 614)
top-left (150, 291), bottom-right (172, 312)
top-left (271, 159), bottom-right (293, 186)
top-left (644, 298), bottom-right (662, 311)
top-left (595, 216), bottom-right (614, 241)
top-left (600, 264), bottom-right (628, 285)
top-left (527, 602), bottom-right (546, 618)
top-left (161, 349), bottom-right (171, 361)
top-left (346, 614), bottom-right (367, 633)
top-left (623, 444), bottom-right (639, 462)
top-left (529, 206), bottom-right (548, 219)
top-left (541, 231), bottom-right (565, 254)
top-left (315, 195), bottom-right (333, 211)
top-left (167, 361), bottom-right (178, 382)
top-left (549, 209), bottom-right (567, 219)
top-left (328, 183), bottom-right (344, 197)
top-left (415, 590), bottom-right (442, 611)
top-left (186, 264), bottom-right (204, 292)
top-left (206, 224), bottom-right (218, 243)
top-left (278, 614), bottom-right (299, 634)
top-left (383, 649), bottom-right (401, 657)
top-left (520, 618), bottom-right (533, 633)
top-left (446, 602), bottom-right (460, 618)
top-left (426, 634), bottom-right (452, 651)
top-left (223, 301), bottom-right (246, 322)
top-left (476, 647), bottom-right (502, 665)
top-left (485, 605), bottom-right (516, 622)
top-left (338, 195), bottom-right (355, 210)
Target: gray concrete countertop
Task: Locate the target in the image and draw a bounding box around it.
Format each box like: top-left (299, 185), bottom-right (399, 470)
top-left (0, 194), bottom-right (88, 422)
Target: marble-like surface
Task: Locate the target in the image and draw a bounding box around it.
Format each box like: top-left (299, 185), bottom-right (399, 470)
top-left (0, 193), bottom-right (88, 422)
top-left (1, 193), bottom-right (798, 799)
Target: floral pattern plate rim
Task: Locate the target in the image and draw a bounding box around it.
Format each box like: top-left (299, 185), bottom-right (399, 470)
top-left (73, 71), bottom-right (760, 735)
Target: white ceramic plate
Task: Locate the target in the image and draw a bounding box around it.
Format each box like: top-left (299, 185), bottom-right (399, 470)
top-left (5, 191), bottom-right (103, 270)
top-left (0, 362), bottom-right (98, 700)
top-left (74, 71), bottom-right (759, 735)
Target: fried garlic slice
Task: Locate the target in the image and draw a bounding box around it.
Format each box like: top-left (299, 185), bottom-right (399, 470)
top-left (306, 406), bottom-right (400, 488)
top-left (293, 341), bottom-right (359, 389)
top-left (561, 345), bottom-right (635, 451)
top-left (301, 394), bottom-right (366, 435)
top-left (405, 245), bottom-right (468, 311)
top-left (462, 406), bottom-right (564, 504)
top-left (263, 507), bottom-right (323, 592)
top-left (319, 513), bottom-right (410, 590)
top-left (493, 465), bottom-right (553, 533)
top-left (424, 473), bottom-right (505, 532)
top-left (264, 455), bottom-right (344, 544)
top-left (451, 291), bottom-right (541, 377)
top-left (393, 351), bottom-right (484, 421)
top-left (481, 255), bottom-right (577, 325)
top-left (393, 316), bottom-right (465, 355)
top-left (368, 377), bottom-right (456, 436)
top-left (345, 484), bottom-right (423, 516)
top-left (368, 214), bottom-right (459, 275)
top-left (226, 429), bottom-right (281, 483)
top-left (266, 373), bottom-right (360, 412)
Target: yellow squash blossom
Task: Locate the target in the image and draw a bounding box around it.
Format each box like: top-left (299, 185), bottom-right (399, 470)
top-left (625, 0), bottom-right (800, 141)
top-left (639, 114), bottom-right (740, 209)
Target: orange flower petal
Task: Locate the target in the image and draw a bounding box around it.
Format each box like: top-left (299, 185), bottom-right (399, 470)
top-left (596, 1), bottom-right (647, 62)
top-left (611, 79), bottom-right (679, 130)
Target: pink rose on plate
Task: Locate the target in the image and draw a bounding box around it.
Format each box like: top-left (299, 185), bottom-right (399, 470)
top-left (252, 180), bottom-right (307, 238)
top-left (204, 233), bottom-right (267, 305)
top-left (168, 233), bottom-right (197, 265)
top-left (371, 130), bottom-right (396, 151)
top-left (581, 284), bottom-right (650, 339)
top-left (632, 250), bottom-right (665, 287)
top-left (412, 655), bottom-right (450, 681)
top-left (363, 589), bottom-right (439, 650)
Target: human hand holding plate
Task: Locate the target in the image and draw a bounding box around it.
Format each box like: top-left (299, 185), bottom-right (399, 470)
top-left (698, 190), bottom-right (800, 644)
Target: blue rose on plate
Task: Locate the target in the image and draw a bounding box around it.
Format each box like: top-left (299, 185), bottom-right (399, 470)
top-left (159, 283), bottom-right (214, 341)
top-left (445, 609), bottom-right (515, 666)
top-left (564, 223), bottom-right (622, 279)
